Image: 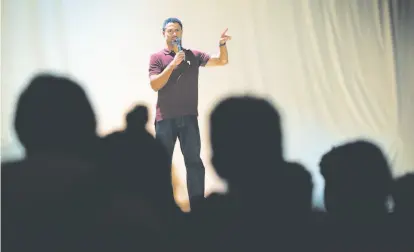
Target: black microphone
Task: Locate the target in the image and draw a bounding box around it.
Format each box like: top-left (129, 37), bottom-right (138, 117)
top-left (174, 37), bottom-right (182, 51)
top-left (173, 38), bottom-right (186, 63)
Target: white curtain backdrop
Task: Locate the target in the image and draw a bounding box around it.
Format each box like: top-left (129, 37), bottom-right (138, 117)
top-left (389, 0), bottom-right (414, 180)
top-left (2, 0), bottom-right (413, 209)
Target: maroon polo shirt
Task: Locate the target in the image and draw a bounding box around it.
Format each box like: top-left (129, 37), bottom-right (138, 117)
top-left (149, 48), bottom-right (210, 121)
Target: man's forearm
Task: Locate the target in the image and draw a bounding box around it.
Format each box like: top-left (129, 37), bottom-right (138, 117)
top-left (150, 63), bottom-right (175, 91)
top-left (218, 44), bottom-right (228, 64)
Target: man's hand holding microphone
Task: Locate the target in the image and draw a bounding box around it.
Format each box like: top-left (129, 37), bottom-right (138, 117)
top-left (171, 38), bottom-right (185, 68)
top-left (171, 51), bottom-right (185, 68)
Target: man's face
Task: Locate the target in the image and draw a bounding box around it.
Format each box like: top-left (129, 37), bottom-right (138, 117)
top-left (163, 22), bottom-right (182, 44)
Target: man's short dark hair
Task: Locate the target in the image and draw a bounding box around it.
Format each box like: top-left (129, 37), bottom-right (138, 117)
top-left (162, 17), bottom-right (183, 30)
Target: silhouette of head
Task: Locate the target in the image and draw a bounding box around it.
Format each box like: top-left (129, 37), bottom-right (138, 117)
top-left (284, 162), bottom-right (313, 214)
top-left (125, 105), bottom-right (149, 131)
top-left (14, 73), bottom-right (97, 157)
top-left (320, 140), bottom-right (392, 217)
top-left (210, 95), bottom-right (283, 185)
top-left (104, 104), bottom-right (174, 209)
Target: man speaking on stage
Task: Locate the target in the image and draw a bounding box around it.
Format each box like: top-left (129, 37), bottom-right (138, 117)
top-left (148, 17), bottom-right (231, 209)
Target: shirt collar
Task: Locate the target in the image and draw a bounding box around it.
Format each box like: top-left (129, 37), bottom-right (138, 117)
top-left (163, 47), bottom-right (186, 55)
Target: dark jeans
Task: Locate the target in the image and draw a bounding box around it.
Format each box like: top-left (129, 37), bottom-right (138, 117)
top-left (155, 115), bottom-right (205, 207)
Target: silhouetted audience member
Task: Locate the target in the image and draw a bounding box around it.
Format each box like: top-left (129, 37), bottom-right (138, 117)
top-left (282, 161), bottom-right (317, 250)
top-left (13, 74), bottom-right (99, 160)
top-left (319, 140), bottom-right (394, 251)
top-left (392, 173), bottom-right (414, 251)
top-left (99, 104), bottom-right (184, 251)
top-left (393, 173), bottom-right (414, 218)
top-left (2, 73), bottom-right (102, 252)
top-left (284, 162), bottom-right (313, 218)
top-left (188, 96), bottom-right (311, 251)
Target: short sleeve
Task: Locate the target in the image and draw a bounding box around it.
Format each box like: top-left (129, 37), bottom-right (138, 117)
top-left (149, 54), bottom-right (162, 76)
top-left (193, 50), bottom-right (211, 67)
